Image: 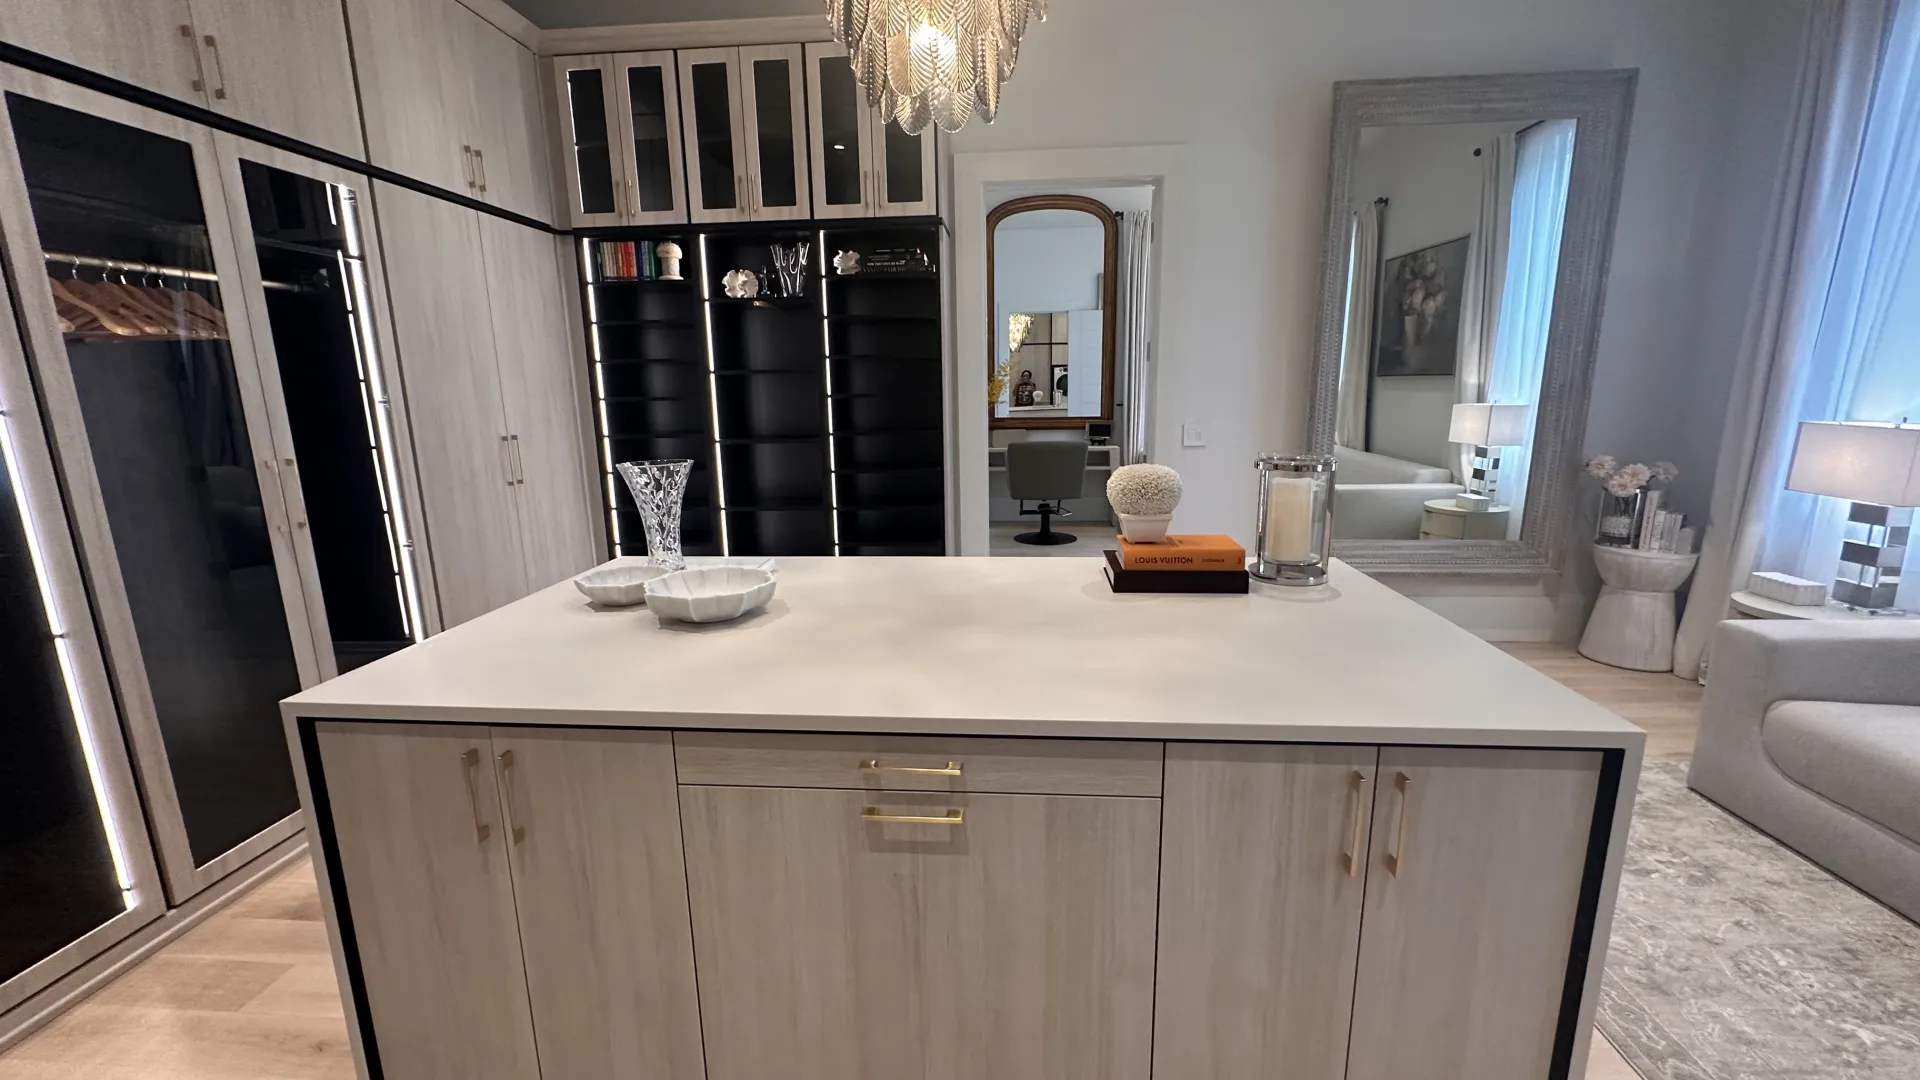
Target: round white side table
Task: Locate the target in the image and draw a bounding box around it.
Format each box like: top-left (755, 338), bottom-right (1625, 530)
top-left (1728, 590), bottom-right (1884, 621)
top-left (1579, 544), bottom-right (1699, 672)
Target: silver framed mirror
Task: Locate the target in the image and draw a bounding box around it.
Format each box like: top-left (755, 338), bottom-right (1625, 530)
top-left (1309, 70), bottom-right (1636, 575)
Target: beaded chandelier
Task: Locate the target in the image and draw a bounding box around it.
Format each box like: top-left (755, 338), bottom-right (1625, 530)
top-left (829, 0), bottom-right (1047, 134)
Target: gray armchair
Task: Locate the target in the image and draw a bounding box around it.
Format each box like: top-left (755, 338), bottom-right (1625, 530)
top-left (1688, 619), bottom-right (1920, 921)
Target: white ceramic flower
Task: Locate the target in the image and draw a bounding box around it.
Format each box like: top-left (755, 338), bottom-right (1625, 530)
top-left (832, 250), bottom-right (861, 275)
top-left (1107, 464), bottom-right (1183, 516)
top-left (722, 269), bottom-right (759, 298)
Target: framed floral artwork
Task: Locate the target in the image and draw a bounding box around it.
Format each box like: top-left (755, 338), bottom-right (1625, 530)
top-left (1374, 234), bottom-right (1470, 377)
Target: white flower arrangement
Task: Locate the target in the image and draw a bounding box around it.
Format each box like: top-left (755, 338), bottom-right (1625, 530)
top-left (1107, 464), bottom-right (1183, 516)
top-left (1586, 455), bottom-right (1678, 497)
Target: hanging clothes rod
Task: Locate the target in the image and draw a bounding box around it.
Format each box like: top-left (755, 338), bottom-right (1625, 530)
top-left (43, 250), bottom-right (300, 292)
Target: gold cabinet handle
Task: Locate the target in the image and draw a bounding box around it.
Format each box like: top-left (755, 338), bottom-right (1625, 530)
top-left (496, 750), bottom-right (525, 844)
top-left (473, 147), bottom-right (488, 194)
top-left (859, 759), bottom-right (962, 776)
top-left (500, 435), bottom-right (513, 487)
top-left (462, 145), bottom-right (477, 191)
top-left (1384, 772), bottom-right (1412, 876)
top-left (201, 35), bottom-right (228, 99)
top-left (1342, 770), bottom-right (1369, 876)
top-left (861, 807), bottom-right (964, 825)
top-left (509, 434), bottom-right (525, 485)
top-left (460, 748), bottom-right (492, 844)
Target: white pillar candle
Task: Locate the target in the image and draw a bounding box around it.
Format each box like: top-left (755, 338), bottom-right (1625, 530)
top-left (1263, 477), bottom-right (1315, 563)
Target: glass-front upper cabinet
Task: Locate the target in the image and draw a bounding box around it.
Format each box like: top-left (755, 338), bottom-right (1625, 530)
top-left (554, 52), bottom-right (688, 228)
top-left (804, 42), bottom-right (937, 219)
top-left (678, 46), bottom-right (811, 224)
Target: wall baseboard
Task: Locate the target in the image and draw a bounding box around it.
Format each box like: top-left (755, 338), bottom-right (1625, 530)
top-left (0, 833), bottom-right (309, 1053)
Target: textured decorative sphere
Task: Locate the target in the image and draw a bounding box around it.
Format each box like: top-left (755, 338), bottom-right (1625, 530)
top-left (1107, 464), bottom-right (1183, 516)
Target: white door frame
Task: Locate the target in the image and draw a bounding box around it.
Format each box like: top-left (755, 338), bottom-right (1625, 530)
top-left (950, 145), bottom-right (1184, 554)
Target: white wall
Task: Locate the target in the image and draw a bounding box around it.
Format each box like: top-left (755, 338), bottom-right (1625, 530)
top-left (941, 0), bottom-right (1805, 639)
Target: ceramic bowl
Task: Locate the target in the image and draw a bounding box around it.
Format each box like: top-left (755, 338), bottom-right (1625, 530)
top-left (573, 564), bottom-right (669, 607)
top-left (644, 566), bottom-right (777, 623)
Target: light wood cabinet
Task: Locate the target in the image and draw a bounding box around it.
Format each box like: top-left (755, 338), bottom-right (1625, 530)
top-left (1346, 747), bottom-right (1603, 1080)
top-left (489, 728), bottom-right (706, 1080)
top-left (804, 42), bottom-right (937, 219)
top-left (315, 721), bottom-right (540, 1080)
top-left (1152, 744), bottom-right (1379, 1080)
top-left (0, 0), bottom-right (361, 158)
top-left (372, 181), bottom-right (528, 627)
top-left (555, 51), bottom-right (688, 228)
top-left (450, 1), bottom-right (552, 222)
top-left (183, 0), bottom-right (362, 157)
top-left (478, 216), bottom-right (601, 590)
top-left (679, 784), bottom-right (1160, 1080)
top-left (678, 46), bottom-right (810, 224)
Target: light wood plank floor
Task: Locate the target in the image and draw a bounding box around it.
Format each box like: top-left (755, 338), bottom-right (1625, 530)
top-left (0, 645), bottom-right (1694, 1080)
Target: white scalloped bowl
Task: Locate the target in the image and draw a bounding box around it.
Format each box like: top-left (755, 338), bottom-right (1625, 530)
top-left (573, 564), bottom-right (669, 607)
top-left (644, 566), bottom-right (776, 623)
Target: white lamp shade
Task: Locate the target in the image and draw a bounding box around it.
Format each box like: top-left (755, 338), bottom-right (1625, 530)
top-left (1448, 402), bottom-right (1530, 447)
top-left (1785, 421), bottom-right (1920, 506)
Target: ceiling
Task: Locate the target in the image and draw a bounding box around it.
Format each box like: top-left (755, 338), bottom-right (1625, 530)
top-left (500, 0), bottom-right (815, 28)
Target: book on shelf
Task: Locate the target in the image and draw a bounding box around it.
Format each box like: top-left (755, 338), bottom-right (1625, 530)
top-left (594, 240), bottom-right (658, 282)
top-left (1115, 534), bottom-right (1246, 571)
top-left (1635, 489), bottom-right (1664, 549)
top-left (1103, 550), bottom-right (1249, 594)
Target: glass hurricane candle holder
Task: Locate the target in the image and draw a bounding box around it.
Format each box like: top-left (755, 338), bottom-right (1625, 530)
top-left (1252, 453), bottom-right (1335, 586)
top-left (616, 459), bottom-right (693, 571)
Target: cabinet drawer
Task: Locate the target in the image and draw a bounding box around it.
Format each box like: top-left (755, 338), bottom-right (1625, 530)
top-left (673, 731), bottom-right (1162, 797)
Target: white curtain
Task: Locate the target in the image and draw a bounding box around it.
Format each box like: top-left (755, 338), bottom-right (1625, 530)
top-left (1455, 132), bottom-right (1517, 483)
top-left (1336, 205), bottom-right (1380, 448)
top-left (1486, 120), bottom-right (1576, 538)
top-left (1116, 209), bottom-right (1154, 463)
top-left (1672, 0), bottom-right (1890, 679)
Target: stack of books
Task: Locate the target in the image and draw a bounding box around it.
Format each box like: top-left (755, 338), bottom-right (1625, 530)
top-left (862, 247), bottom-right (933, 274)
top-left (1634, 489), bottom-right (1694, 554)
top-left (1103, 535), bottom-right (1249, 594)
top-left (593, 240), bottom-right (664, 281)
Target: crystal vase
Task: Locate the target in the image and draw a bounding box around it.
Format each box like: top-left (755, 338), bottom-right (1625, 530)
top-left (1595, 490), bottom-right (1644, 547)
top-left (616, 459), bottom-right (693, 571)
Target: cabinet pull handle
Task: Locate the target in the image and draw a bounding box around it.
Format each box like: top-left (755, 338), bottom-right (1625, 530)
top-left (859, 759), bottom-right (962, 776)
top-left (182, 26), bottom-right (208, 93)
top-left (462, 145), bottom-right (477, 190)
top-left (861, 166), bottom-right (870, 210)
top-left (461, 748), bottom-right (493, 844)
top-left (510, 434), bottom-right (525, 485)
top-left (473, 148), bottom-right (488, 194)
top-left (500, 435), bottom-right (514, 486)
top-left (861, 807), bottom-right (964, 825)
top-left (1342, 770), bottom-right (1369, 876)
top-left (1384, 772), bottom-right (1412, 876)
top-left (201, 35), bottom-right (228, 99)
top-left (496, 750), bottom-right (526, 844)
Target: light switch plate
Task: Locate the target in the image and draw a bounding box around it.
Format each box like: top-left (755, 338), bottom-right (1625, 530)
top-left (1182, 424), bottom-right (1206, 447)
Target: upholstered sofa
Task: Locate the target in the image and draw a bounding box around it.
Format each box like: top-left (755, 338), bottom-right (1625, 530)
top-left (1688, 619), bottom-right (1920, 922)
top-left (1332, 446), bottom-right (1464, 540)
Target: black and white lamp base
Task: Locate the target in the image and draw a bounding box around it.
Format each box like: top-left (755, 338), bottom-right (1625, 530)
top-left (1833, 501), bottom-right (1909, 613)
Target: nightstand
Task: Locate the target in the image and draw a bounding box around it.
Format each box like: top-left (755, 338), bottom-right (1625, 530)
top-left (1728, 590), bottom-right (1890, 620)
top-left (1418, 498), bottom-right (1511, 540)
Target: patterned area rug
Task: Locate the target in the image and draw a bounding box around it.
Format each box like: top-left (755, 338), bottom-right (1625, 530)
top-left (1598, 758), bottom-right (1920, 1079)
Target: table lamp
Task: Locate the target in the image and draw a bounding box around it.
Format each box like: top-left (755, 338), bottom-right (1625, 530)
top-left (1784, 421), bottom-right (1920, 613)
top-left (1448, 403), bottom-right (1529, 507)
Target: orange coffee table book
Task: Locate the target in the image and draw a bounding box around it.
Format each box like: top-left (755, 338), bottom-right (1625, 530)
top-left (1114, 534), bottom-right (1247, 571)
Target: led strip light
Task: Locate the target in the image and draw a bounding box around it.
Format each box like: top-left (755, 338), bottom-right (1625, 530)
top-left (0, 398), bottom-right (136, 903)
top-left (582, 237), bottom-right (626, 554)
top-left (819, 230), bottom-right (841, 554)
top-left (333, 186), bottom-right (426, 641)
top-left (699, 233), bottom-right (730, 555)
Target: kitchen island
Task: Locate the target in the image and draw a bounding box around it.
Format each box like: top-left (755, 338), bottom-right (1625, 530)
top-left (283, 556), bottom-right (1642, 1080)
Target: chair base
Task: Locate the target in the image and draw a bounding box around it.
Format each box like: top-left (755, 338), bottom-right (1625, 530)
top-left (1014, 530), bottom-right (1078, 546)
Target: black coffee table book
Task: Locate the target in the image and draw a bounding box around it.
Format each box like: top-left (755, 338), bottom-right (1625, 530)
top-left (1103, 550), bottom-right (1251, 594)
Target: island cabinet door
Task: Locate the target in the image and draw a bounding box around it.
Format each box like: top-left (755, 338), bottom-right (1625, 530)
top-left (487, 728), bottom-right (707, 1080)
top-left (1150, 744), bottom-right (1379, 1080)
top-left (679, 785), bottom-right (1161, 1080)
top-left (314, 721), bottom-right (539, 1080)
top-left (1346, 747), bottom-right (1604, 1080)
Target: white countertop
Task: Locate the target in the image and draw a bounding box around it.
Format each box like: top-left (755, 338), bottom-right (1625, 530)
top-left (282, 557), bottom-right (1642, 749)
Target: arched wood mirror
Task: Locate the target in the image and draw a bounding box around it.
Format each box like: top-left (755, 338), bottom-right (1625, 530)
top-left (987, 195), bottom-right (1118, 429)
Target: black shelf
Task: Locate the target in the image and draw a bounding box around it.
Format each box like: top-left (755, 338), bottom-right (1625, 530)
top-left (582, 222), bottom-right (944, 558)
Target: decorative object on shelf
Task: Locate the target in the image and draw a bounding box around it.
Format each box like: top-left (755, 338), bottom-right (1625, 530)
top-left (656, 241), bottom-right (684, 281)
top-left (573, 563), bottom-right (669, 607)
top-left (1579, 544), bottom-right (1699, 672)
top-left (615, 459), bottom-right (693, 572)
top-left (722, 268), bottom-right (759, 299)
top-left (644, 565), bottom-right (777, 623)
top-left (1784, 420), bottom-right (1920, 613)
top-left (767, 242), bottom-right (811, 299)
top-left (1013, 368), bottom-right (1037, 407)
top-left (1107, 463), bottom-right (1183, 543)
top-left (830, 0), bottom-right (1046, 134)
top-left (1587, 456), bottom-right (1683, 548)
top-left (1448, 402), bottom-right (1530, 503)
top-left (832, 249), bottom-right (862, 275)
top-left (1252, 453), bottom-right (1336, 586)
top-left (1745, 571), bottom-right (1828, 607)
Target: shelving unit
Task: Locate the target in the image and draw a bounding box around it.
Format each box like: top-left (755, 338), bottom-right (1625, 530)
top-left (581, 222), bottom-right (945, 558)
